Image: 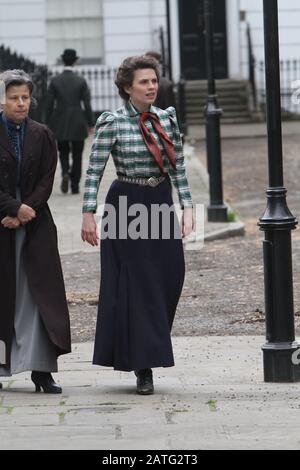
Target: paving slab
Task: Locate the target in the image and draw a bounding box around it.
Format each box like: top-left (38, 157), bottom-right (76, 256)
top-left (1, 337), bottom-right (300, 450)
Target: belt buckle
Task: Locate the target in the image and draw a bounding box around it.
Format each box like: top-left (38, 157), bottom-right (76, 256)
top-left (147, 176), bottom-right (159, 187)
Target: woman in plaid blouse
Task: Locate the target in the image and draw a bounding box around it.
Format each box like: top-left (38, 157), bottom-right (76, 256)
top-left (81, 55), bottom-right (194, 395)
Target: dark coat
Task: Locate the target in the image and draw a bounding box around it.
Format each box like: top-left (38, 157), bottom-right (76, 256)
top-left (0, 118), bottom-right (71, 368)
top-left (46, 70), bottom-right (94, 141)
top-left (155, 77), bottom-right (176, 110)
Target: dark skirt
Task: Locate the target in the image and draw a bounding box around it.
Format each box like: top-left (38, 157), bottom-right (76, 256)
top-left (93, 177), bottom-right (185, 372)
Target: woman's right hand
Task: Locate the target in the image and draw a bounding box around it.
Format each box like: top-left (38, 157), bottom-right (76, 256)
top-left (81, 213), bottom-right (99, 246)
top-left (17, 204), bottom-right (36, 224)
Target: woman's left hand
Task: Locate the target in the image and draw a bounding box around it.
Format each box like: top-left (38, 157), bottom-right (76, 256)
top-left (1, 216), bottom-right (21, 229)
top-left (181, 207), bottom-right (194, 239)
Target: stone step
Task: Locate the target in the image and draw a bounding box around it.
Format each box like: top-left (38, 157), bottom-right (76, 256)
top-left (187, 109), bottom-right (252, 118)
top-left (185, 89), bottom-right (248, 101)
top-left (187, 104), bottom-right (249, 112)
top-left (183, 79), bottom-right (252, 124)
top-left (185, 79), bottom-right (249, 90)
top-left (186, 96), bottom-right (248, 104)
top-left (188, 117), bottom-right (253, 125)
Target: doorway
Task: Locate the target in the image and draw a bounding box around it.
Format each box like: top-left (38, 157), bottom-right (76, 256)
top-left (178, 0), bottom-right (228, 80)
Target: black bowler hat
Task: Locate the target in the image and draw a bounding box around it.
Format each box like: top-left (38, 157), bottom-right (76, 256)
top-left (61, 49), bottom-right (78, 63)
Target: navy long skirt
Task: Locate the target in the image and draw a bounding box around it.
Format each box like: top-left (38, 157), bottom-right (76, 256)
top-left (93, 177), bottom-right (185, 371)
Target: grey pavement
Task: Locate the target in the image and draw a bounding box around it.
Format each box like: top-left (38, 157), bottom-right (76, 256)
top-left (1, 337), bottom-right (300, 450)
top-left (2, 124), bottom-right (300, 450)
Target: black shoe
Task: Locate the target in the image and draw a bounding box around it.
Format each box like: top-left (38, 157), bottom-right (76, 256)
top-left (134, 368), bottom-right (154, 395)
top-left (61, 174), bottom-right (69, 193)
top-left (31, 371), bottom-right (62, 394)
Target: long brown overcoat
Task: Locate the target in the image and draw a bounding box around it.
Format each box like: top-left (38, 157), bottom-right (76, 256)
top-left (0, 117), bottom-right (71, 368)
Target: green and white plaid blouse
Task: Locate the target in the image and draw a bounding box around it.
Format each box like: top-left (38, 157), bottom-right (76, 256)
top-left (82, 101), bottom-right (193, 213)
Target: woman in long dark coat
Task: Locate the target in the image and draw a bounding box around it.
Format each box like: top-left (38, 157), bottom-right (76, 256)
top-left (0, 70), bottom-right (71, 393)
top-left (81, 56), bottom-right (194, 395)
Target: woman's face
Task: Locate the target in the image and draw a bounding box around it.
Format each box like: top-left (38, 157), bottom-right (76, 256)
top-left (3, 84), bottom-right (31, 123)
top-left (125, 68), bottom-right (158, 111)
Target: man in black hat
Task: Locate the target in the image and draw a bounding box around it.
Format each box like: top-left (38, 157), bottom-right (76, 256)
top-left (46, 49), bottom-right (94, 194)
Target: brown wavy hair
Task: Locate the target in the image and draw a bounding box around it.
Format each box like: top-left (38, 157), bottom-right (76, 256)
top-left (115, 55), bottom-right (160, 101)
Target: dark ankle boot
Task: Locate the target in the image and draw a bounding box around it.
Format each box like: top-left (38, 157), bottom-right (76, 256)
top-left (134, 368), bottom-right (154, 395)
top-left (61, 174), bottom-right (69, 194)
top-left (31, 371), bottom-right (62, 394)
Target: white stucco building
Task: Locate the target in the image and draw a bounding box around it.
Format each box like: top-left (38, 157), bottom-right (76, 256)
top-left (0, 0), bottom-right (47, 63)
top-left (1, 0), bottom-right (300, 83)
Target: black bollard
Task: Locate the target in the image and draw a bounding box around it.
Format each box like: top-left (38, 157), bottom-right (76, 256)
top-left (259, 0), bottom-right (300, 382)
top-left (204, 0), bottom-right (227, 222)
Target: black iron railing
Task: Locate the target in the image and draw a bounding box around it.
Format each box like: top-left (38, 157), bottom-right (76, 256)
top-left (0, 45), bottom-right (185, 125)
top-left (0, 45), bottom-right (49, 122)
top-left (247, 22), bottom-right (257, 110)
top-left (259, 59), bottom-right (300, 117)
top-left (48, 66), bottom-right (123, 117)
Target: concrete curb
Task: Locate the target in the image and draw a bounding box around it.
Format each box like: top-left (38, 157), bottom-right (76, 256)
top-left (187, 150), bottom-right (245, 245)
top-left (205, 221), bottom-right (245, 242)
